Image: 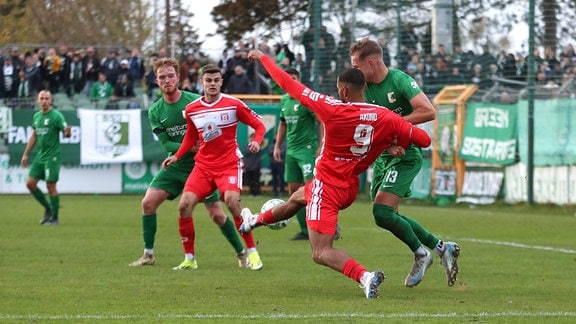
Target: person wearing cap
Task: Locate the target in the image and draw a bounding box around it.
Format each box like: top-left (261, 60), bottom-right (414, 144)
top-left (118, 59), bottom-right (134, 83)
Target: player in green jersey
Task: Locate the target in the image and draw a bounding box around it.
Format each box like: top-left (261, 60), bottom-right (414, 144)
top-left (273, 68), bottom-right (323, 240)
top-left (129, 58), bottom-right (261, 270)
top-left (21, 90), bottom-right (71, 226)
top-left (350, 38), bottom-right (460, 287)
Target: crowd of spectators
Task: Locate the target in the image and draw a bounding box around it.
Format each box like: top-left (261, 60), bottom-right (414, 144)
top-left (3, 29), bottom-right (576, 110)
top-left (0, 46), bottom-right (147, 110)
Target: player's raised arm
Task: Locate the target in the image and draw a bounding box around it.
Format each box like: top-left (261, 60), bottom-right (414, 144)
top-left (248, 50), bottom-right (307, 102)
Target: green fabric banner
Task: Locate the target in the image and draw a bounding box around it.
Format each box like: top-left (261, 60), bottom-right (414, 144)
top-left (7, 105), bottom-right (280, 166)
top-left (517, 99), bottom-right (576, 166)
top-left (459, 102), bottom-right (517, 165)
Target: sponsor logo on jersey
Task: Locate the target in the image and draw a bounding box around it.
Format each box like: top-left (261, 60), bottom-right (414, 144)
top-left (202, 122), bottom-right (222, 142)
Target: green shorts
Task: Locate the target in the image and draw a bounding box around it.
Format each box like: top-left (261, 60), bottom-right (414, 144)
top-left (284, 149), bottom-right (316, 183)
top-left (28, 156), bottom-right (61, 183)
top-left (149, 165), bottom-right (219, 202)
top-left (370, 147), bottom-right (422, 200)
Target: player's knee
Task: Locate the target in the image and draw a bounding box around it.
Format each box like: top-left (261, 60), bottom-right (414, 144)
top-left (311, 249), bottom-right (325, 266)
top-left (141, 197), bottom-right (158, 214)
top-left (373, 204), bottom-right (396, 229)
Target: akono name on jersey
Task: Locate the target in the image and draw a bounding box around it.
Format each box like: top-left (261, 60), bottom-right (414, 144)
top-left (359, 113), bottom-right (378, 121)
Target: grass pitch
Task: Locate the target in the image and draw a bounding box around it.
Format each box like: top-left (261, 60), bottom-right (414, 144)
top-left (0, 193), bottom-right (575, 323)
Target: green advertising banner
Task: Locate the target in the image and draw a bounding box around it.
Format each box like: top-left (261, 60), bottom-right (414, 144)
top-left (7, 105), bottom-right (280, 166)
top-left (517, 99), bottom-right (576, 166)
top-left (459, 102), bottom-right (517, 165)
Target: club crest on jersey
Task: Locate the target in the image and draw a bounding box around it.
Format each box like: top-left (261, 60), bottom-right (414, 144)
top-left (228, 176), bottom-right (237, 184)
top-left (387, 92), bottom-right (396, 103)
top-left (293, 104), bottom-right (299, 111)
top-left (202, 122), bottom-right (222, 142)
top-left (220, 113), bottom-right (229, 121)
top-left (44, 118), bottom-right (50, 125)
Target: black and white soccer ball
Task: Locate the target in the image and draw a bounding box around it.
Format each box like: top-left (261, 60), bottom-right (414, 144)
top-left (260, 198), bottom-right (289, 230)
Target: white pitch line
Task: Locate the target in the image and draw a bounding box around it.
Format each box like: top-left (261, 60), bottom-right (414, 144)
top-left (1, 311), bottom-right (575, 320)
top-left (356, 228), bottom-right (576, 254)
top-left (455, 237), bottom-right (576, 254)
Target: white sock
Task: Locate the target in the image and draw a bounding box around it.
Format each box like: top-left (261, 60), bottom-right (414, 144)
top-left (144, 249), bottom-right (154, 255)
top-left (185, 253), bottom-right (195, 260)
top-left (247, 247), bottom-right (257, 254)
top-left (415, 246), bottom-right (428, 257)
top-left (360, 271), bottom-right (370, 284)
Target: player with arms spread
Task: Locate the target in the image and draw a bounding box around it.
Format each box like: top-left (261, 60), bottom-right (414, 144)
top-left (129, 58), bottom-right (258, 270)
top-left (349, 37), bottom-right (460, 287)
top-left (240, 50), bottom-right (431, 299)
top-left (162, 64), bottom-right (267, 270)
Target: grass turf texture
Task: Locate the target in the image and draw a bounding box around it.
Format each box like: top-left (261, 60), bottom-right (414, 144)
top-left (1, 194), bottom-right (575, 323)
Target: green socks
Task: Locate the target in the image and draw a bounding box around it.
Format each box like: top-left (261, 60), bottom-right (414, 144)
top-left (32, 188), bottom-right (50, 209)
top-left (142, 214), bottom-right (157, 250)
top-left (49, 195), bottom-right (60, 220)
top-left (219, 218), bottom-right (245, 254)
top-left (295, 208), bottom-right (308, 234)
top-left (373, 204), bottom-right (421, 252)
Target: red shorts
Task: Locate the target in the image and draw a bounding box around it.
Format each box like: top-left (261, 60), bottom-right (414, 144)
top-left (184, 161), bottom-right (243, 201)
top-left (305, 178), bottom-right (359, 236)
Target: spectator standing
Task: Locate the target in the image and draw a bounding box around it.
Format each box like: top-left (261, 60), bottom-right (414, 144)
top-left (83, 47), bottom-right (101, 96)
top-left (179, 54), bottom-right (201, 93)
top-left (243, 133), bottom-right (262, 196)
top-left (128, 47), bottom-right (145, 86)
top-left (226, 65), bottom-right (252, 94)
top-left (101, 49), bottom-right (120, 87)
top-left (43, 48), bottom-right (62, 94)
top-left (65, 53), bottom-right (86, 97)
top-left (268, 139), bottom-right (286, 197)
top-left (1, 56), bottom-right (19, 99)
top-left (23, 56), bottom-right (43, 100)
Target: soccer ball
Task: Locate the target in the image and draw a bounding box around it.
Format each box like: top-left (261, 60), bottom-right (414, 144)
top-left (260, 198), bottom-right (289, 230)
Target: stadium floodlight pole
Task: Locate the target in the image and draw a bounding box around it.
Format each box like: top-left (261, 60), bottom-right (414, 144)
top-left (396, 0), bottom-right (402, 66)
top-left (527, 0), bottom-right (535, 205)
top-left (351, 0), bottom-right (358, 40)
top-left (312, 0), bottom-right (321, 90)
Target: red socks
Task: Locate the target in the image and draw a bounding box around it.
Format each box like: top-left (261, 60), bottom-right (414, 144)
top-left (178, 217), bottom-right (195, 255)
top-left (233, 215), bottom-right (256, 249)
top-left (342, 258), bottom-right (367, 283)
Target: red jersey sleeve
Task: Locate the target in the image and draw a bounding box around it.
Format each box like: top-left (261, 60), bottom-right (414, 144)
top-left (260, 55), bottom-right (334, 121)
top-left (174, 106), bottom-right (199, 160)
top-left (394, 116), bottom-right (432, 148)
top-left (236, 100), bottom-right (266, 144)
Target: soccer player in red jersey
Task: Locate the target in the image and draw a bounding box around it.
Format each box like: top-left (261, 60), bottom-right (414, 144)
top-left (240, 50), bottom-right (431, 298)
top-left (162, 64), bottom-right (267, 270)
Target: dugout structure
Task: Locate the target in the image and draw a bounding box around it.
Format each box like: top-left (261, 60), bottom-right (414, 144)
top-left (431, 85), bottom-right (477, 202)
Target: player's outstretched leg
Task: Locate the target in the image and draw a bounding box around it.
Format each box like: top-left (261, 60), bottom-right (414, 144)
top-left (441, 242), bottom-right (460, 286)
top-left (239, 208), bottom-right (258, 234)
